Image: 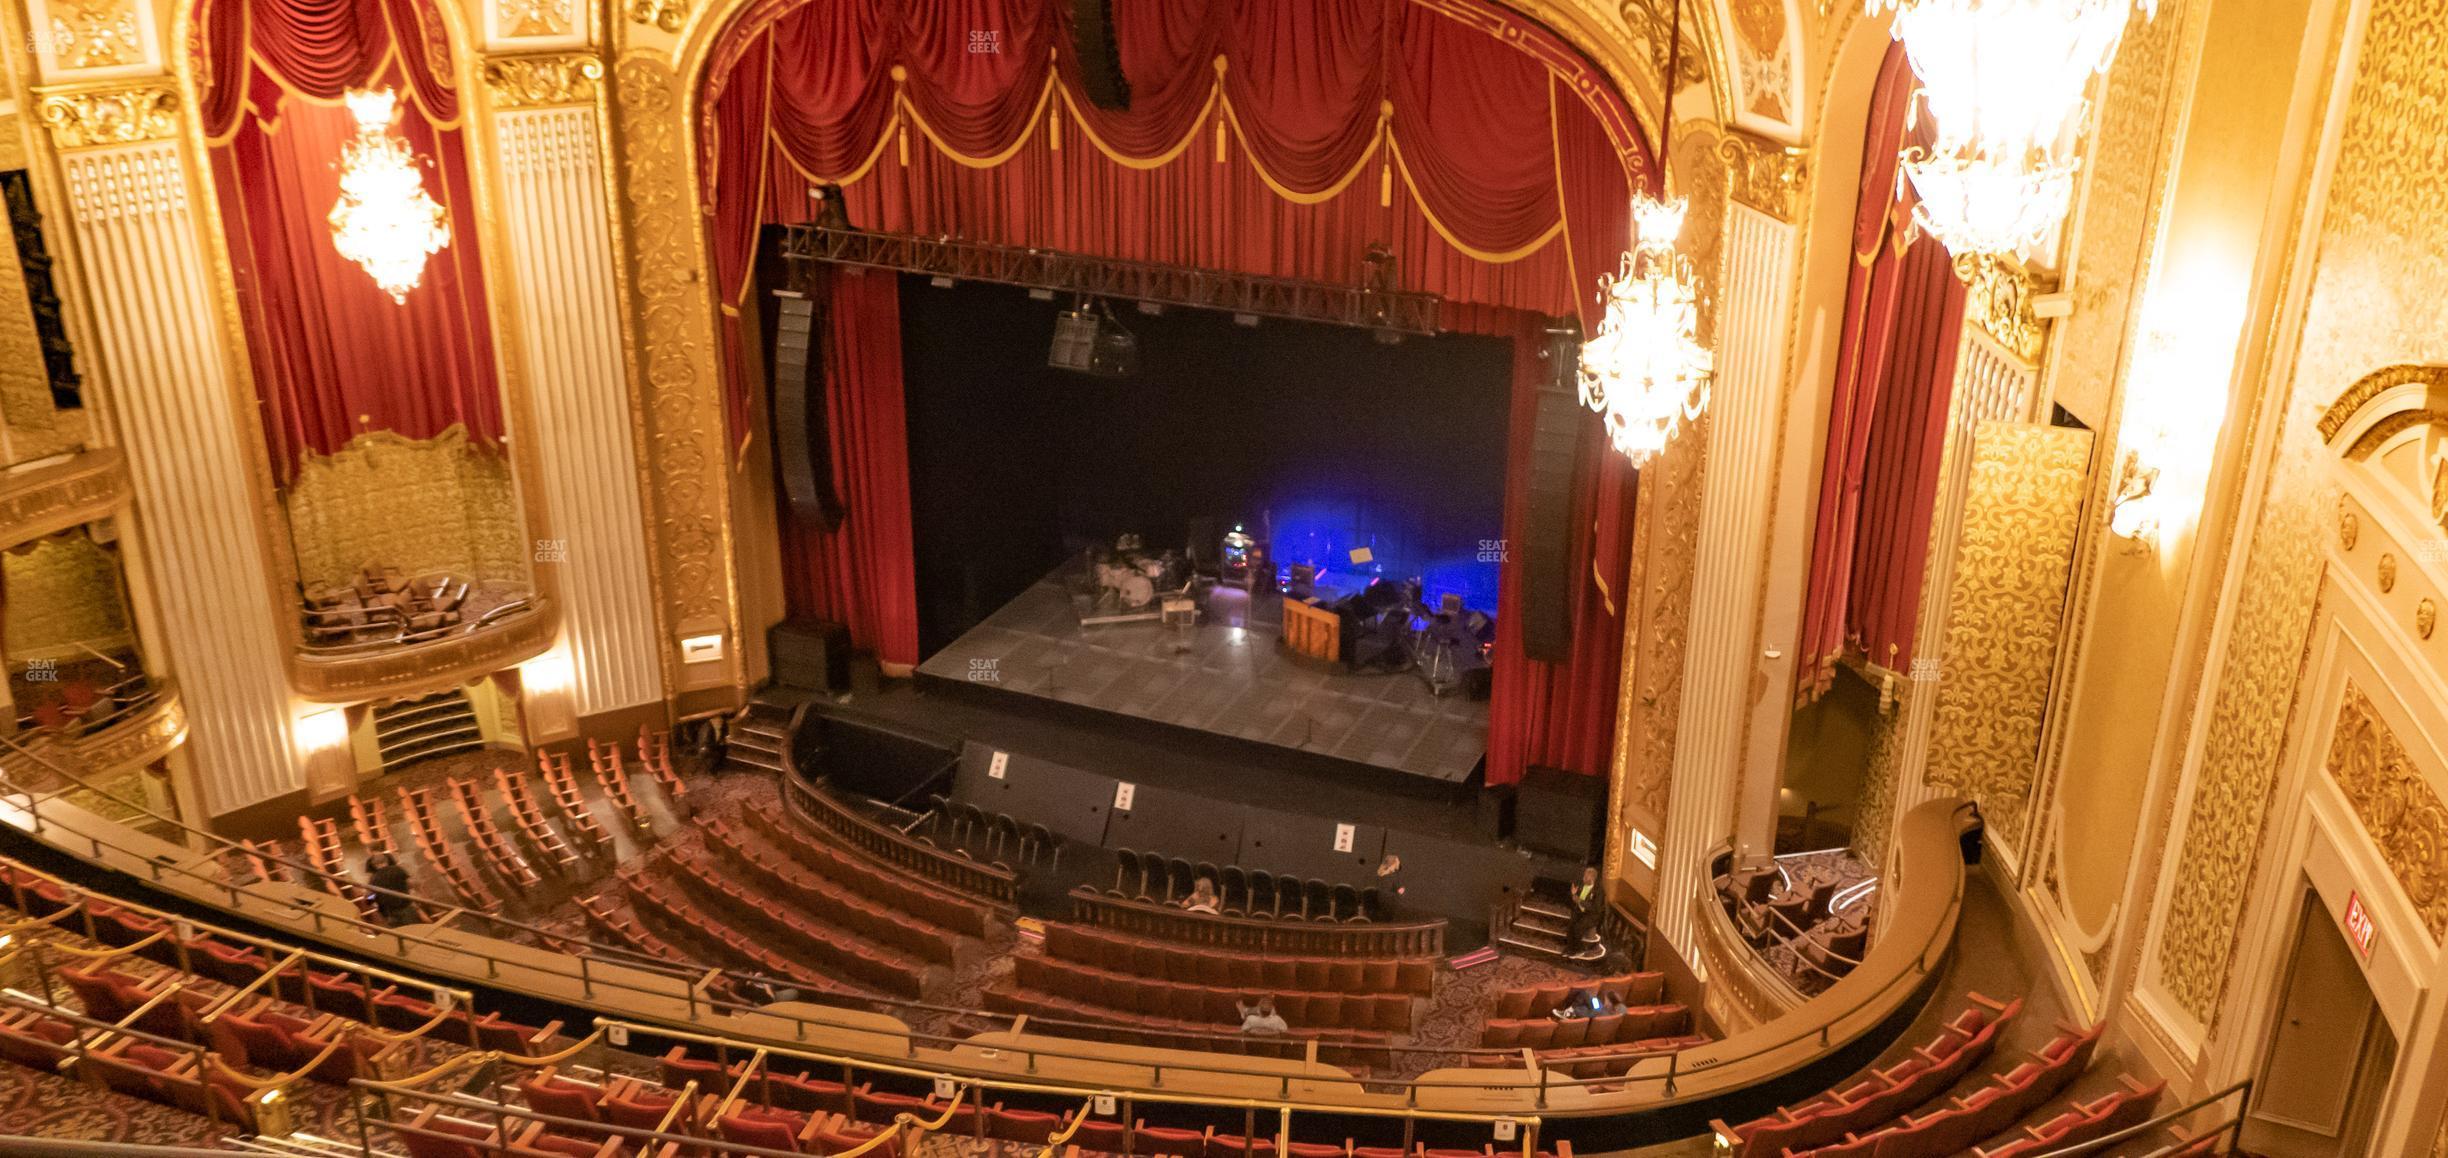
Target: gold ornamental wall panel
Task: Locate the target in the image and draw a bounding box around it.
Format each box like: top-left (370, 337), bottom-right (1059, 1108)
top-left (2155, 0), bottom-right (2448, 1025)
top-left (1924, 423), bottom-right (2093, 852)
top-left (2324, 682), bottom-right (2448, 943)
top-left (283, 428), bottom-right (527, 589)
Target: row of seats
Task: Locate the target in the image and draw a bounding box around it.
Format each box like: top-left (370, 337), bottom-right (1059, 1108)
top-left (1793, 1021), bottom-right (2106, 1157)
top-left (400, 783), bottom-right (500, 911)
top-left (744, 796), bottom-right (993, 938)
top-left (1015, 954), bottom-right (1413, 1033)
top-left (637, 726), bottom-right (692, 810)
top-left (0, 1006), bottom-right (263, 1133)
top-left (619, 862), bottom-right (868, 1001)
top-left (1474, 1003), bottom-right (1691, 1051)
top-left (1112, 850), bottom-right (1383, 923)
top-left (570, 744), bottom-right (650, 834)
top-left (1974, 1075), bottom-right (2164, 1158)
top-left (700, 816), bottom-right (961, 964)
top-left (663, 843), bottom-right (929, 997)
top-left (982, 982), bottom-right (1392, 1070)
top-left (1045, 922), bottom-right (1435, 995)
top-left (449, 775), bottom-right (545, 889)
top-left (1485, 972), bottom-right (1665, 1019)
top-left (1716, 995), bottom-right (2020, 1158)
top-left (495, 766), bottom-right (589, 871)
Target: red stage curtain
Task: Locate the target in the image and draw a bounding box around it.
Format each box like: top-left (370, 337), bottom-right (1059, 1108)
top-left (196, 0), bottom-right (501, 484)
top-left (1793, 44), bottom-right (1964, 700)
top-left (1479, 309), bottom-right (1637, 787)
top-left (707, 0), bottom-right (1649, 783)
top-left (776, 269), bottom-right (921, 668)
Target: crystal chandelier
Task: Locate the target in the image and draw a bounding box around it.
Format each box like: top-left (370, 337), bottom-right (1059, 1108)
top-left (1870, 0), bottom-right (2156, 255)
top-left (1578, 197), bottom-right (1713, 465)
top-left (1576, 0), bottom-right (1713, 467)
top-left (328, 89), bottom-right (450, 303)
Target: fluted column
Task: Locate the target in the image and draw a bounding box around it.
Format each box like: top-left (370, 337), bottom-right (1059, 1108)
top-left (1651, 150), bottom-right (1804, 972)
top-left (40, 94), bottom-right (298, 814)
top-left (482, 56), bottom-right (666, 720)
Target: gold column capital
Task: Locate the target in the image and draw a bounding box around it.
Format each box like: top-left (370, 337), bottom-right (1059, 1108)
top-left (33, 81), bottom-right (180, 150)
top-left (1954, 252), bottom-right (2056, 366)
top-left (481, 52), bottom-right (607, 109)
top-left (1716, 131), bottom-right (1809, 222)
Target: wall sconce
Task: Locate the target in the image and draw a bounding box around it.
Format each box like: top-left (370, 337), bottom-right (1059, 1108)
top-left (294, 708), bottom-right (350, 753)
top-left (521, 652), bottom-right (576, 696)
top-left (2108, 448), bottom-right (2161, 551)
top-left (520, 652), bottom-right (579, 744)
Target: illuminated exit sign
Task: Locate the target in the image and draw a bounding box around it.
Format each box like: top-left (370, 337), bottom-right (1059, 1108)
top-left (2344, 891), bottom-right (2377, 958)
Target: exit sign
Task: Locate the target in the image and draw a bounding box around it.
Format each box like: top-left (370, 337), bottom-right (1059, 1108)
top-left (2344, 891), bottom-right (2377, 958)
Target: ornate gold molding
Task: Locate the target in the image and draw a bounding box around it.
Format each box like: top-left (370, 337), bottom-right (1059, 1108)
top-left (611, 57), bottom-right (739, 694)
top-left (291, 603), bottom-right (557, 702)
top-left (34, 82), bottom-right (180, 150)
top-left (1717, 131), bottom-right (1809, 221)
top-left (43, 0), bottom-right (145, 71)
top-left (0, 447), bottom-right (126, 548)
top-left (1953, 253), bottom-right (2055, 366)
top-left (61, 685), bottom-right (188, 774)
top-left (626, 0), bottom-right (687, 33)
top-left (2318, 364), bottom-right (2448, 443)
top-left (482, 53), bottom-right (605, 109)
top-left (2333, 405), bottom-right (2447, 461)
top-left (2325, 682), bottom-right (2448, 942)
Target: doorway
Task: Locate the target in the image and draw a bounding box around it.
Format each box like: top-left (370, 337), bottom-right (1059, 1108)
top-left (2244, 889), bottom-right (2400, 1157)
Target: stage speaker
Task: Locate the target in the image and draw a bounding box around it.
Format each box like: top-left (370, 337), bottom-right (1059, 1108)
top-left (1072, 0), bottom-right (1131, 110)
top-left (1049, 309), bottom-right (1099, 371)
top-left (769, 288), bottom-right (844, 528)
top-left (1519, 384), bottom-right (1585, 662)
top-left (769, 617), bottom-right (850, 693)
top-left (1514, 765), bottom-right (1605, 862)
top-left (1475, 785), bottom-right (1516, 842)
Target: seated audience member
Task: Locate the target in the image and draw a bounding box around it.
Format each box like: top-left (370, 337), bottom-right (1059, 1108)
top-left (1554, 989), bottom-right (1624, 1021)
top-left (1181, 877), bottom-right (1222, 915)
top-left (1237, 997), bottom-right (1288, 1036)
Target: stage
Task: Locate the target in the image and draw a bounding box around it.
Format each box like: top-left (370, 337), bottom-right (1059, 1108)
top-left (914, 576), bottom-right (1490, 786)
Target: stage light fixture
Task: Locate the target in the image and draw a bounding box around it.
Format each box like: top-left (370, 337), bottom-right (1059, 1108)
top-left (1233, 313), bottom-right (1259, 327)
top-left (929, 275), bottom-right (956, 288)
top-left (1028, 287), bottom-right (1056, 301)
top-left (1135, 301), bottom-right (1164, 315)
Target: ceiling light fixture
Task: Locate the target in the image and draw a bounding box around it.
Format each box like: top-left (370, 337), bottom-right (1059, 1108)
top-left (1577, 0), bottom-right (1714, 466)
top-left (327, 89), bottom-right (450, 303)
top-left (1870, 0), bottom-right (2155, 255)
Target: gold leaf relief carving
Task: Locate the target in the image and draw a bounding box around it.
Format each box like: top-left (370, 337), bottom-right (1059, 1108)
top-left (34, 83), bottom-right (179, 149)
top-left (2156, 0), bottom-right (2448, 1023)
top-left (44, 0), bottom-right (142, 70)
top-left (2325, 683), bottom-right (2448, 942)
top-left (1717, 130), bottom-right (1809, 222)
top-left (483, 53), bottom-right (603, 108)
top-left (1631, 410), bottom-right (1706, 825)
top-left (612, 58), bottom-right (731, 652)
top-left (1923, 425), bottom-right (2092, 850)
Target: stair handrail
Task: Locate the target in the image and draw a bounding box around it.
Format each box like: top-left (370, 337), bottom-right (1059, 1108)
top-left (2023, 1078), bottom-right (2251, 1157)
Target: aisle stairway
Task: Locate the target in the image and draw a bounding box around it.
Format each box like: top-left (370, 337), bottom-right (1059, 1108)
top-left (1497, 888), bottom-right (1582, 960)
top-left (725, 700), bottom-right (792, 774)
top-left (373, 691), bottom-right (483, 769)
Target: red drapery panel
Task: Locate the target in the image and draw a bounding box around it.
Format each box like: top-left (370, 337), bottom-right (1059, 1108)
top-left (1478, 309), bottom-right (1637, 786)
top-left (196, 0), bottom-right (502, 484)
top-left (1793, 44), bottom-right (1965, 700)
top-left (777, 269), bottom-right (921, 667)
top-left (707, 0), bottom-right (1649, 783)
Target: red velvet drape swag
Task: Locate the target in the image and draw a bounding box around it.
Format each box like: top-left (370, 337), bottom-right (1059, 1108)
top-left (196, 0), bottom-right (504, 485)
top-left (707, 0), bottom-right (1653, 783)
top-left (1793, 44), bottom-right (1967, 701)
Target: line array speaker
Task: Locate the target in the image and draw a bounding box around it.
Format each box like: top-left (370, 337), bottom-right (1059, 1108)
top-left (770, 288), bottom-right (844, 528)
top-left (1072, 0), bottom-right (1131, 110)
top-left (1519, 351), bottom-right (1585, 662)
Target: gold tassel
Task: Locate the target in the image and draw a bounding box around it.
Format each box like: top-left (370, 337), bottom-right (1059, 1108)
top-left (1050, 107), bottom-right (1061, 151)
top-left (1215, 113), bottom-right (1227, 164)
top-left (898, 122), bottom-right (910, 167)
top-left (1380, 155), bottom-right (1393, 207)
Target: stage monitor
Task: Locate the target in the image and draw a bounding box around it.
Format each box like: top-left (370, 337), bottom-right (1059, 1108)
top-left (951, 742), bottom-right (1117, 846)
